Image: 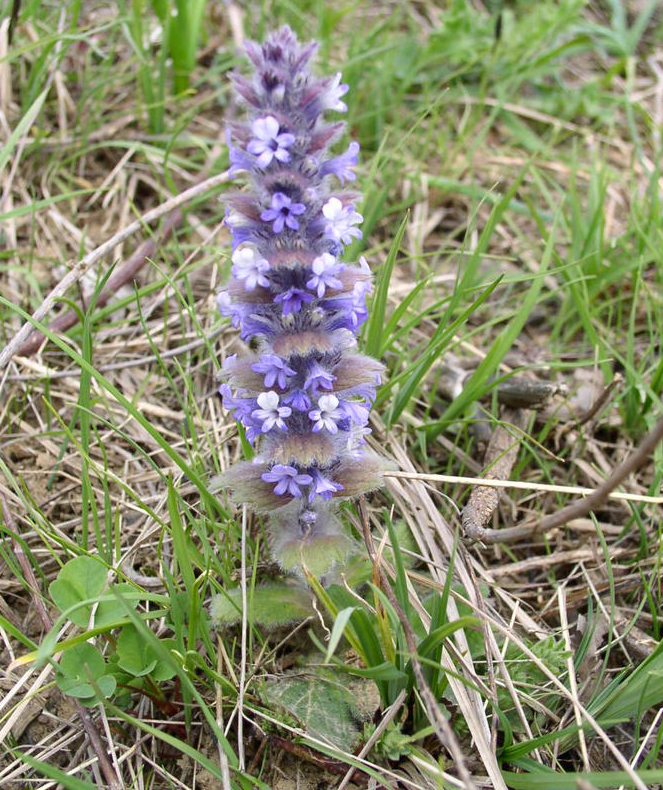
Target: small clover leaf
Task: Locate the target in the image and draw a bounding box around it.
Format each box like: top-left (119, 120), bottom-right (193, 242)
top-left (116, 624), bottom-right (176, 681)
top-left (49, 557), bottom-right (139, 629)
top-left (56, 643), bottom-right (116, 704)
top-left (95, 583), bottom-right (138, 628)
top-left (49, 556), bottom-right (107, 628)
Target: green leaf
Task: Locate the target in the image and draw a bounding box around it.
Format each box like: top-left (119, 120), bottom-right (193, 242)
top-left (365, 213), bottom-right (408, 357)
top-left (502, 768), bottom-right (663, 789)
top-left (591, 638), bottom-right (663, 724)
top-left (49, 557), bottom-right (108, 628)
top-left (430, 215), bottom-right (557, 435)
top-left (0, 189), bottom-right (95, 223)
top-left (0, 89), bottom-right (47, 176)
top-left (150, 644), bottom-right (178, 682)
top-left (0, 614), bottom-right (37, 650)
top-left (149, 0), bottom-right (168, 23)
top-left (325, 607), bottom-right (358, 662)
top-left (16, 752), bottom-right (96, 789)
top-left (383, 276), bottom-right (502, 423)
top-left (110, 593), bottom-right (238, 767)
top-left (167, 478), bottom-right (196, 593)
top-left (116, 624), bottom-right (176, 680)
top-left (49, 558), bottom-right (139, 630)
top-left (116, 625), bottom-right (157, 677)
top-left (337, 661), bottom-right (408, 682)
top-left (94, 583), bottom-right (139, 627)
top-left (210, 583), bottom-right (313, 628)
top-left (500, 724), bottom-right (583, 762)
top-left (262, 669), bottom-right (367, 752)
top-left (377, 274), bottom-right (434, 356)
top-left (56, 643), bottom-right (116, 701)
top-left (417, 617), bottom-right (481, 660)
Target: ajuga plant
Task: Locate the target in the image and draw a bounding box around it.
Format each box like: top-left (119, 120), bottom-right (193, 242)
top-left (216, 27), bottom-right (386, 576)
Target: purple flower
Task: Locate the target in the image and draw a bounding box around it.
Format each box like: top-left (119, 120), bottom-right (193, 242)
top-left (219, 383), bottom-right (248, 416)
top-left (224, 208), bottom-right (256, 251)
top-left (217, 290), bottom-right (234, 320)
top-left (252, 354), bottom-right (297, 390)
top-left (216, 291), bottom-right (245, 329)
top-left (319, 142), bottom-right (359, 184)
top-left (247, 116), bottom-right (296, 168)
top-left (309, 471), bottom-right (344, 503)
top-left (326, 279), bottom-right (372, 329)
top-left (274, 287), bottom-right (314, 315)
top-left (261, 192), bottom-right (306, 233)
top-left (340, 398), bottom-right (370, 426)
top-left (352, 382), bottom-right (379, 404)
top-left (251, 391), bottom-right (291, 432)
top-left (322, 197), bottom-right (363, 245)
top-left (309, 394), bottom-right (344, 434)
top-left (304, 362), bottom-right (335, 395)
top-left (262, 465), bottom-right (313, 498)
top-left (232, 245), bottom-right (270, 290)
top-left (219, 385), bottom-right (261, 442)
top-left (299, 508), bottom-right (317, 526)
top-left (320, 73), bottom-right (349, 113)
top-left (324, 298), bottom-right (369, 333)
top-left (283, 389), bottom-right (312, 411)
top-left (306, 253), bottom-right (344, 298)
top-left (352, 281), bottom-right (371, 322)
top-left (238, 309), bottom-right (279, 343)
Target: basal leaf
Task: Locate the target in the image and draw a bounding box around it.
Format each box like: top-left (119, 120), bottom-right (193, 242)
top-left (94, 583), bottom-right (140, 628)
top-left (56, 643), bottom-right (116, 702)
top-left (117, 624), bottom-right (176, 680)
top-left (49, 557), bottom-right (108, 628)
top-left (262, 669), bottom-right (367, 752)
top-left (210, 583), bottom-right (314, 628)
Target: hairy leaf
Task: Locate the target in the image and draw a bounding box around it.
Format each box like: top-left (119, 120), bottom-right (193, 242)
top-left (210, 583), bottom-right (313, 628)
top-left (262, 669), bottom-right (367, 752)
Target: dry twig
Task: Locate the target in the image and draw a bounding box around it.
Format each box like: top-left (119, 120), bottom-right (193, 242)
top-left (0, 170), bottom-right (229, 368)
top-left (383, 471), bottom-right (663, 505)
top-left (479, 415), bottom-right (663, 544)
top-left (14, 210), bottom-right (183, 357)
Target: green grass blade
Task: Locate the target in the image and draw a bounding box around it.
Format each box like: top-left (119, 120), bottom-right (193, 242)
top-left (382, 276), bottom-right (502, 423)
top-left (112, 589), bottom-right (239, 766)
top-left (14, 753), bottom-right (97, 789)
top-left (0, 89), bottom-right (47, 176)
top-left (428, 213), bottom-right (557, 435)
top-left (502, 768), bottom-right (663, 789)
top-left (0, 296), bottom-right (223, 517)
top-left (365, 213), bottom-right (408, 358)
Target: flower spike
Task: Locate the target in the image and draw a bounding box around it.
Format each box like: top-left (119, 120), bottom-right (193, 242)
top-left (217, 27), bottom-right (386, 574)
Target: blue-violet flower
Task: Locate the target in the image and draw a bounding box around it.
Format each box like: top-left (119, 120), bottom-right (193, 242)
top-left (247, 116), bottom-right (295, 168)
